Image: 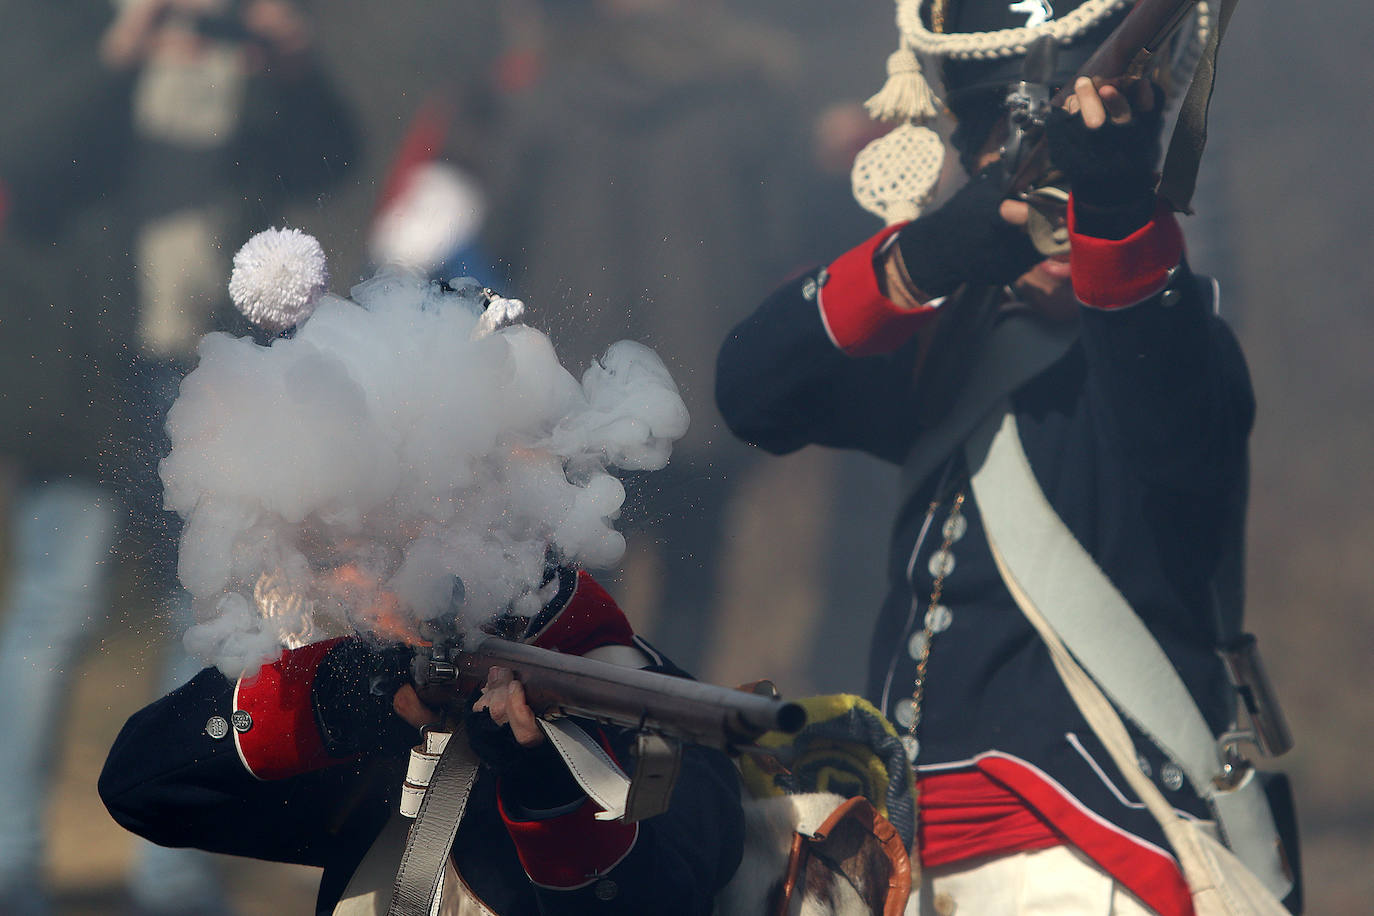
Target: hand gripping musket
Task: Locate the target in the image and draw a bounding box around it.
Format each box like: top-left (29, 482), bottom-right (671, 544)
top-left (413, 631), bottom-right (806, 754)
top-left (916, 0), bottom-right (1227, 418)
top-left (1000, 0), bottom-right (1234, 249)
top-left (405, 617), bottom-right (805, 826)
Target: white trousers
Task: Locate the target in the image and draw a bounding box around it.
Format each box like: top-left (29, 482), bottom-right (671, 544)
top-left (911, 845), bottom-right (1158, 915)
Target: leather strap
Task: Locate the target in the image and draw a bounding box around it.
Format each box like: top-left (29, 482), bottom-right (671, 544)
top-left (538, 718), bottom-right (632, 820)
top-left (988, 508), bottom-right (1289, 915)
top-left (333, 813), bottom-right (411, 916)
top-left (965, 407), bottom-right (1291, 901)
top-left (1158, 0), bottom-right (1242, 213)
top-left (624, 733), bottom-right (682, 823)
top-left (386, 723), bottom-right (480, 916)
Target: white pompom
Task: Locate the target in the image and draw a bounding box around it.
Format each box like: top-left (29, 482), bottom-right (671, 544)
top-left (228, 227), bottom-right (330, 330)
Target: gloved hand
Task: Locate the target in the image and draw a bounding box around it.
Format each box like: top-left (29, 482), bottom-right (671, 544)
top-left (1046, 77), bottom-right (1165, 238)
top-left (894, 163), bottom-right (1044, 298)
top-left (467, 667), bottom-right (584, 811)
top-left (311, 638), bottom-right (419, 758)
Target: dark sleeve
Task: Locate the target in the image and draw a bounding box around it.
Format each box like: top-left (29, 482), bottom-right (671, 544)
top-left (235, 60), bottom-right (361, 201)
top-left (1069, 202), bottom-right (1255, 490)
top-left (716, 268), bottom-right (927, 465)
top-left (98, 667), bottom-right (390, 869)
top-left (1079, 272), bottom-right (1253, 488)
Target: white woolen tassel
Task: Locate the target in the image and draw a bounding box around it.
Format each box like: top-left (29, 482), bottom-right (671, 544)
top-left (228, 227), bottom-right (329, 331)
top-left (863, 45), bottom-right (941, 123)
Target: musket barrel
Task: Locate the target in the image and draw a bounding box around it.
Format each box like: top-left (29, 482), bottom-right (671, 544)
top-left (460, 636), bottom-right (805, 751)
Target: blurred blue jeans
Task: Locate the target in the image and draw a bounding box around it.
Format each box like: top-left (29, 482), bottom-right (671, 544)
top-left (0, 479), bottom-right (223, 912)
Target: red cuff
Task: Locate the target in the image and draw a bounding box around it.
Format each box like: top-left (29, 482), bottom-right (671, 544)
top-left (499, 794), bottom-right (639, 889)
top-left (1068, 198), bottom-right (1184, 309)
top-left (527, 571), bottom-right (635, 656)
top-left (233, 638), bottom-right (344, 780)
top-left (818, 222), bottom-right (937, 356)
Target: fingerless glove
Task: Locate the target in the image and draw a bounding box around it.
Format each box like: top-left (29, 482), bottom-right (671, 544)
top-left (1046, 84), bottom-right (1165, 239)
top-left (467, 707), bottom-right (584, 812)
top-left (311, 639), bottom-right (418, 758)
top-left (895, 164), bottom-right (1044, 297)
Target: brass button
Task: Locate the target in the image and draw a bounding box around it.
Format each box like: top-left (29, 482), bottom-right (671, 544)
top-left (592, 879), bottom-right (618, 901)
top-left (205, 716), bottom-right (230, 740)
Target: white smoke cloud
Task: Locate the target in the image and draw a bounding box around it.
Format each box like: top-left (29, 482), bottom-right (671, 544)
top-left (162, 267), bottom-right (688, 676)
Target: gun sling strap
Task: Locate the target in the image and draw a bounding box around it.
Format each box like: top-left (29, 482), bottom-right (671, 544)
top-left (964, 406), bottom-right (1291, 903)
top-left (1157, 0), bottom-right (1240, 214)
top-left (334, 646), bottom-right (668, 916)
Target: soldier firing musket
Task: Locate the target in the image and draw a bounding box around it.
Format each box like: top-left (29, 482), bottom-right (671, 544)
top-left (98, 231), bottom-right (779, 915)
top-left (718, 0), bottom-right (1301, 913)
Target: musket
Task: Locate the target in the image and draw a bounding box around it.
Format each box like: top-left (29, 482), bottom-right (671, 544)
top-left (919, 0), bottom-right (1211, 413)
top-left (412, 631), bottom-right (806, 754)
top-left (1002, 0), bottom-right (1207, 224)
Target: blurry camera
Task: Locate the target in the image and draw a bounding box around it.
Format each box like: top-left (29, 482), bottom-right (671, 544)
top-left (189, 0), bottom-right (251, 44)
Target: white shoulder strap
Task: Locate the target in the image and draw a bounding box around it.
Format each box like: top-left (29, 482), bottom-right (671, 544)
top-left (965, 407), bottom-right (1290, 901)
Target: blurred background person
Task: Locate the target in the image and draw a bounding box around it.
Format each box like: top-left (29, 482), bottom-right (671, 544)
top-left (103, 4), bottom-right (356, 911)
top-left (0, 1), bottom-right (356, 913)
top-left (365, 89), bottom-right (500, 284)
top-left (478, 0), bottom-right (815, 677)
top-left (706, 0), bottom-right (898, 693)
top-left (0, 4), bottom-right (138, 912)
top-left (102, 0), bottom-right (358, 616)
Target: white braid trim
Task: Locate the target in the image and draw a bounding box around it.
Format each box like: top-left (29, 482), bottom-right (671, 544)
top-left (897, 0), bottom-right (1134, 60)
top-left (884, 0), bottom-right (1210, 100)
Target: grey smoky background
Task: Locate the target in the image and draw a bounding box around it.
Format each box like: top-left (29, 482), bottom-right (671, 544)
top-left (0, 1), bottom-right (1368, 913)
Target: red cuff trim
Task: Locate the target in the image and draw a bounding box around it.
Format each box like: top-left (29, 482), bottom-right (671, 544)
top-left (528, 571), bottom-right (635, 656)
top-left (818, 222), bottom-right (937, 356)
top-left (1068, 198), bottom-right (1184, 310)
top-left (499, 794), bottom-right (639, 889)
top-left (976, 753), bottom-right (1195, 916)
top-left (233, 638), bottom-right (344, 780)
